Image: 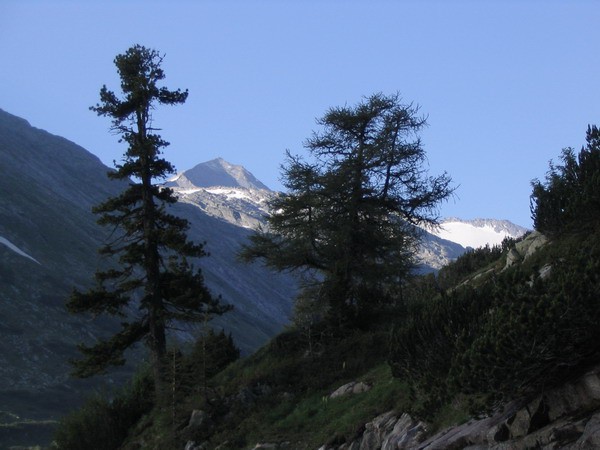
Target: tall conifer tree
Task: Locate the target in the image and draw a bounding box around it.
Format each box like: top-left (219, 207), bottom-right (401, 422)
top-left (242, 93), bottom-right (453, 325)
top-left (67, 45), bottom-right (230, 394)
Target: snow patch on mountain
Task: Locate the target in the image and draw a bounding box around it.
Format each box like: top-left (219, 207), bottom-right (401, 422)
top-left (430, 218), bottom-right (528, 249)
top-left (0, 236), bottom-right (40, 264)
top-left (205, 187), bottom-right (265, 201)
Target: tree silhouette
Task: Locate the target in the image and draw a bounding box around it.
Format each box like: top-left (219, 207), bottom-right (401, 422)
top-left (67, 45), bottom-right (230, 395)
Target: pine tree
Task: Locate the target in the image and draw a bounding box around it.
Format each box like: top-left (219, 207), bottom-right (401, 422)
top-left (241, 93), bottom-right (454, 325)
top-left (67, 45), bottom-right (230, 396)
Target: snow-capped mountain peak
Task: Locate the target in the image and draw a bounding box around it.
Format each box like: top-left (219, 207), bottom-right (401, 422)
top-left (167, 158), bottom-right (273, 229)
top-left (169, 157), bottom-right (270, 191)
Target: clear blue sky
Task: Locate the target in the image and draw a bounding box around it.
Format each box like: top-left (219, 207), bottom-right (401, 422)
top-left (1, 1), bottom-right (599, 228)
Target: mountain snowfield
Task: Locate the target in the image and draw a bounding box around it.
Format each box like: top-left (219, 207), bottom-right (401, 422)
top-left (429, 218), bottom-right (529, 250)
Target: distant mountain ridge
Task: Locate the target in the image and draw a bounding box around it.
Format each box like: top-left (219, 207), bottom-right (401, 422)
top-left (168, 159), bottom-right (527, 272)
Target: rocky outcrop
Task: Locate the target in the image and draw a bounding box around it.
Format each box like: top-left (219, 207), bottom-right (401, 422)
top-left (504, 231), bottom-right (548, 269)
top-left (318, 411), bottom-right (428, 450)
top-left (319, 364), bottom-right (600, 450)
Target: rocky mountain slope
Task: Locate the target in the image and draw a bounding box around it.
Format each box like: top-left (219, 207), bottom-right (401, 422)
top-left (166, 159), bottom-right (273, 231)
top-left (0, 107), bottom-right (132, 446)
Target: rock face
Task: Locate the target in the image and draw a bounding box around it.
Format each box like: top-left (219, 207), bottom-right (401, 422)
top-left (319, 364), bottom-right (600, 450)
top-left (172, 158), bottom-right (270, 191)
top-left (0, 108), bottom-right (131, 420)
top-left (415, 232), bottom-right (467, 272)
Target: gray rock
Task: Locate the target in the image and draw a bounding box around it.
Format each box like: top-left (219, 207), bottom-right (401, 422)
top-left (522, 232), bottom-right (548, 259)
top-left (538, 263), bottom-right (552, 280)
top-left (382, 413), bottom-right (428, 449)
top-left (343, 411), bottom-right (428, 450)
top-left (504, 231), bottom-right (548, 271)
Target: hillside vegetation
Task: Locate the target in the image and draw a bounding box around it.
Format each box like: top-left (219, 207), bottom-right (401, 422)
top-left (53, 116), bottom-right (600, 449)
top-left (52, 222), bottom-right (600, 449)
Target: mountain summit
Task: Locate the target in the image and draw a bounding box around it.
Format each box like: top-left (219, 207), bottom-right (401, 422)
top-left (168, 158), bottom-right (273, 230)
top-left (169, 157), bottom-right (270, 191)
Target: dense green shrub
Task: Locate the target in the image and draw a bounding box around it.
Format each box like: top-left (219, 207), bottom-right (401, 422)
top-left (389, 282), bottom-right (495, 414)
top-left (389, 228), bottom-right (600, 416)
top-left (258, 324), bottom-right (389, 392)
top-left (54, 371), bottom-right (153, 450)
top-left (162, 330), bottom-right (240, 430)
top-left (454, 236), bottom-right (600, 402)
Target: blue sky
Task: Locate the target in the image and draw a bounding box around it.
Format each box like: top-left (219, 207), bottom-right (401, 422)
top-left (1, 1), bottom-right (599, 228)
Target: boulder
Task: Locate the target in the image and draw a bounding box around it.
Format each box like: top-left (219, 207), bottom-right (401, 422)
top-left (357, 411), bottom-right (396, 450)
top-left (504, 247), bottom-right (522, 269)
top-left (382, 413), bottom-right (428, 449)
top-left (329, 381), bottom-right (372, 399)
top-left (332, 411), bottom-right (428, 450)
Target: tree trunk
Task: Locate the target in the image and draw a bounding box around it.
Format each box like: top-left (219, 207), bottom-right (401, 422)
top-left (138, 110), bottom-right (167, 397)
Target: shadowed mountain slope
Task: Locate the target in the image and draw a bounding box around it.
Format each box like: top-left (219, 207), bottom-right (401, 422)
top-left (0, 109), bottom-right (295, 447)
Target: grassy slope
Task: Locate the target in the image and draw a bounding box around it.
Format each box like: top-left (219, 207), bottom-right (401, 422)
top-left (122, 319), bottom-right (476, 449)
